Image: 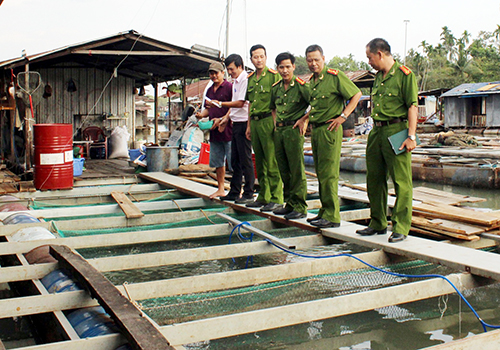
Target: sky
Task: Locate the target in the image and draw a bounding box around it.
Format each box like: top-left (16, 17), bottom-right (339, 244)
top-left (2, 0), bottom-right (500, 70)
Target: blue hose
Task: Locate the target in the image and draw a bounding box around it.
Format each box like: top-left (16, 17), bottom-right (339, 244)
top-left (228, 222), bottom-right (254, 268)
top-left (227, 221), bottom-right (500, 332)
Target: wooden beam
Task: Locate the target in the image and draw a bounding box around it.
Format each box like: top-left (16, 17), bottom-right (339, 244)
top-left (110, 191), bottom-right (144, 219)
top-left (50, 245), bottom-right (174, 350)
top-left (72, 50), bottom-right (184, 56)
top-left (321, 221), bottom-right (500, 281)
top-left (90, 235), bottom-right (325, 272)
top-left (159, 273), bottom-right (483, 346)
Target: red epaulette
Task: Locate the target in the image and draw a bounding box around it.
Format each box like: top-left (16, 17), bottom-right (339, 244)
top-left (247, 71), bottom-right (255, 78)
top-left (327, 68), bottom-right (339, 75)
top-left (399, 65), bottom-right (411, 75)
top-left (268, 68), bottom-right (278, 74)
top-left (272, 79), bottom-right (281, 87)
top-left (295, 77), bottom-right (306, 85)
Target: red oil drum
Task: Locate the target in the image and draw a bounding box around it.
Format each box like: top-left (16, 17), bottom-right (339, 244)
top-left (34, 124), bottom-right (74, 190)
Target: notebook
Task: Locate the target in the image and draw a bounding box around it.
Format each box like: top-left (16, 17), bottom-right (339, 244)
top-left (388, 129), bottom-right (421, 155)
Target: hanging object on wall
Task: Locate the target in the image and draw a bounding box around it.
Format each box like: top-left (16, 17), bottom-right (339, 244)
top-left (138, 86), bottom-right (146, 96)
top-left (67, 78), bottom-right (77, 93)
top-left (43, 84), bottom-right (52, 99)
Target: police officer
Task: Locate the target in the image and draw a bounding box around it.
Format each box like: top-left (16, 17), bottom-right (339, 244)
top-left (356, 38), bottom-right (418, 243)
top-left (306, 44), bottom-right (362, 228)
top-left (245, 44), bottom-right (284, 212)
top-left (270, 52), bottom-right (310, 220)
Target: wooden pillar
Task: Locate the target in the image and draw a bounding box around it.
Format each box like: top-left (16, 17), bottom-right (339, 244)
top-left (182, 77), bottom-right (187, 110)
top-left (154, 82), bottom-right (158, 144)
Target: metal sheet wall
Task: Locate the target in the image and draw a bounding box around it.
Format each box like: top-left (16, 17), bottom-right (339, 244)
top-left (486, 95), bottom-right (500, 127)
top-left (34, 65), bottom-right (135, 141)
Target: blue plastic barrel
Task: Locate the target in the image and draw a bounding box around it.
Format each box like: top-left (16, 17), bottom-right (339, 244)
top-left (67, 307), bottom-right (117, 338)
top-left (3, 212), bottom-right (40, 225)
top-left (41, 269), bottom-right (81, 293)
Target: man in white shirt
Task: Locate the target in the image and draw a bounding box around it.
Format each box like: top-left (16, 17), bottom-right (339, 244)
top-left (212, 54), bottom-right (255, 203)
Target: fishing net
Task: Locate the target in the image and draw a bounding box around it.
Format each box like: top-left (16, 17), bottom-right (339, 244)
top-left (138, 259), bottom-right (446, 326)
top-left (16, 71), bottom-right (43, 118)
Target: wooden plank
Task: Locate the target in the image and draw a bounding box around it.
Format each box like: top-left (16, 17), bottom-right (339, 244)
top-left (321, 221), bottom-right (500, 281)
top-left (49, 245), bottom-right (175, 350)
top-left (110, 191), bottom-right (144, 219)
top-left (428, 218), bottom-right (485, 235)
top-left (424, 329), bottom-right (500, 349)
top-left (159, 273), bottom-right (483, 346)
top-left (411, 225), bottom-right (480, 241)
top-left (90, 235), bottom-right (325, 272)
top-left (180, 176), bottom-right (230, 190)
top-left (411, 186), bottom-right (486, 204)
top-left (413, 202), bottom-right (500, 227)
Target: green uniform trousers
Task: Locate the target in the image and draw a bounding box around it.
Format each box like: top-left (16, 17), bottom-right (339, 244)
top-left (250, 116), bottom-right (283, 204)
top-left (274, 125), bottom-right (307, 214)
top-left (366, 121), bottom-right (413, 235)
top-left (311, 124), bottom-right (342, 223)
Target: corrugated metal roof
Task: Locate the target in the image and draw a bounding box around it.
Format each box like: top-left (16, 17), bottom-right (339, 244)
top-left (0, 30), bottom-right (221, 87)
top-left (440, 81), bottom-right (500, 98)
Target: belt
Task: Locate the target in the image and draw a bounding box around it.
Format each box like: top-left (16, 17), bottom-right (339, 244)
top-left (276, 120), bottom-right (297, 127)
top-left (250, 114), bottom-right (272, 121)
top-left (374, 117), bottom-right (406, 127)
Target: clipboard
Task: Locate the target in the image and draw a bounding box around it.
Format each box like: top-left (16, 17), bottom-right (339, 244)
top-left (388, 129), bottom-right (421, 155)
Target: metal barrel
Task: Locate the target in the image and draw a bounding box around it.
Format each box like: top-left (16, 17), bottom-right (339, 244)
top-left (10, 226), bottom-right (55, 242)
top-left (33, 123), bottom-right (74, 190)
top-left (66, 307), bottom-right (117, 338)
top-left (40, 269), bottom-right (81, 293)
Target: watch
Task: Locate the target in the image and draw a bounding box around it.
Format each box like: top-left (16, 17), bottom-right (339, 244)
top-left (340, 113), bottom-right (347, 120)
top-left (408, 135), bottom-right (416, 141)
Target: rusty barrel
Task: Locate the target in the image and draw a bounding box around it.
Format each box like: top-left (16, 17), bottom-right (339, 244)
top-left (34, 124), bottom-right (74, 190)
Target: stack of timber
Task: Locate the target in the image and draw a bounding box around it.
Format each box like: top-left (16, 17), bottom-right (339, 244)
top-left (342, 184), bottom-right (498, 242)
top-left (0, 165), bottom-right (35, 194)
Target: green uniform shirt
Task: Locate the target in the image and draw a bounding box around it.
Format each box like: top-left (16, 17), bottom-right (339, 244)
top-left (270, 76), bottom-right (310, 122)
top-left (371, 61), bottom-right (418, 121)
top-left (309, 67), bottom-right (360, 124)
top-left (246, 66), bottom-right (281, 116)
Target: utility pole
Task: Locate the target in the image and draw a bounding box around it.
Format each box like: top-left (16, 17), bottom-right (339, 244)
top-left (225, 0), bottom-right (231, 58)
top-left (404, 20), bottom-right (410, 66)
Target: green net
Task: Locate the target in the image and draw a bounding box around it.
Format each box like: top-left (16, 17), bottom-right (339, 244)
top-left (138, 259), bottom-right (445, 326)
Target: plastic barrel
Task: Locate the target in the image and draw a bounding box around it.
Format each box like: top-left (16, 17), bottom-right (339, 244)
top-left (2, 212), bottom-right (40, 225)
top-left (0, 202), bottom-right (29, 212)
top-left (34, 124), bottom-right (74, 190)
top-left (10, 227), bottom-right (55, 242)
top-left (67, 307), bottom-right (117, 338)
top-left (41, 269), bottom-right (81, 293)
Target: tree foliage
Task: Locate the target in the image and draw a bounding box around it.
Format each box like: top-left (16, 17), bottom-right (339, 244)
top-left (405, 25), bottom-right (500, 90)
top-left (293, 54), bottom-right (370, 76)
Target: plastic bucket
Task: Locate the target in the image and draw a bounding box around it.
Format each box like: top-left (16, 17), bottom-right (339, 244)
top-left (10, 227), bottom-right (56, 242)
top-left (34, 124), bottom-right (74, 190)
top-left (198, 142), bottom-right (210, 165)
top-left (146, 146), bottom-right (178, 172)
top-left (73, 158), bottom-right (85, 176)
top-left (3, 212), bottom-right (40, 225)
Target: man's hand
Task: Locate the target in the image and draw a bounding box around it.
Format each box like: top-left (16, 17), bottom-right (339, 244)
top-left (326, 117), bottom-right (344, 132)
top-left (211, 118), bottom-right (221, 130)
top-left (293, 116), bottom-right (308, 136)
top-left (400, 138), bottom-right (417, 152)
top-left (245, 127), bottom-right (251, 141)
top-left (218, 116), bottom-right (228, 133)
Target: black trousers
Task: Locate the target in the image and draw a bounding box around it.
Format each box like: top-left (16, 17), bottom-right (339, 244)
top-left (229, 121), bottom-right (255, 197)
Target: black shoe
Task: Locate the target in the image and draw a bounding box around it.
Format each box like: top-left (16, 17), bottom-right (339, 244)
top-left (246, 200), bottom-right (266, 208)
top-left (261, 202), bottom-right (282, 212)
top-left (356, 227), bottom-right (387, 236)
top-left (273, 206), bottom-right (293, 215)
top-left (306, 215), bottom-right (321, 223)
top-left (388, 232), bottom-right (407, 243)
top-left (220, 193), bottom-right (240, 201)
top-left (284, 211), bottom-right (307, 220)
top-left (235, 196), bottom-right (254, 204)
top-left (310, 218), bottom-right (340, 228)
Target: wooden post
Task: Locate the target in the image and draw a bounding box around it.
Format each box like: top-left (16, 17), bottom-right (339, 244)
top-left (154, 82), bottom-right (159, 144)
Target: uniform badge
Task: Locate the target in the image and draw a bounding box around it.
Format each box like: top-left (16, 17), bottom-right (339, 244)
top-left (327, 68), bottom-right (339, 75)
top-left (268, 68), bottom-right (278, 74)
top-left (295, 77), bottom-right (306, 85)
top-left (399, 65), bottom-right (412, 75)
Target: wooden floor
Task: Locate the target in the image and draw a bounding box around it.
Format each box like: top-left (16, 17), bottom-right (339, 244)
top-left (140, 172), bottom-right (500, 281)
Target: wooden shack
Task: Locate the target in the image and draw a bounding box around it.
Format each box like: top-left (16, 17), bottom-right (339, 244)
top-left (441, 81), bottom-right (500, 128)
top-left (0, 30), bottom-right (220, 169)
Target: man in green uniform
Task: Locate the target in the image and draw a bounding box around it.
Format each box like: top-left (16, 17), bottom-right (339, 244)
top-left (270, 52), bottom-right (310, 220)
top-left (306, 44), bottom-right (362, 228)
top-left (245, 44), bottom-right (284, 212)
top-left (356, 38), bottom-right (418, 243)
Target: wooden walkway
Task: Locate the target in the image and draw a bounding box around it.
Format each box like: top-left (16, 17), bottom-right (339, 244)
top-left (140, 172), bottom-right (500, 281)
